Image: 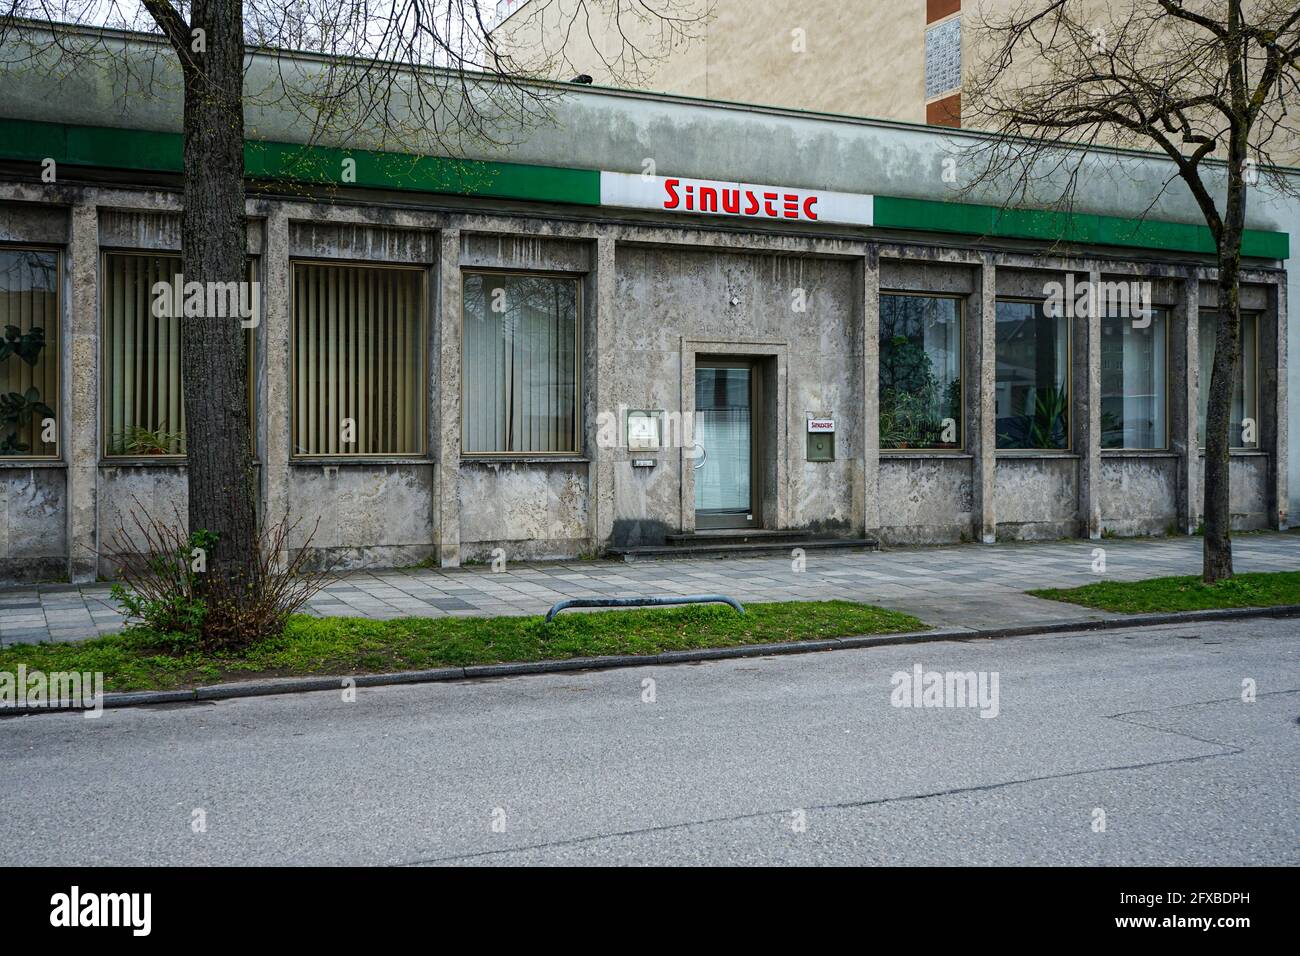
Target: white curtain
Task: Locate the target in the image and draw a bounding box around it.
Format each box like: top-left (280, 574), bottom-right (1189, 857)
top-left (462, 274), bottom-right (578, 454)
top-left (1198, 312), bottom-right (1258, 448)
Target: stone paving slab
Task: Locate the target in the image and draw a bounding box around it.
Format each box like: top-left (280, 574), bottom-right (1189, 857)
top-left (0, 533), bottom-right (1297, 646)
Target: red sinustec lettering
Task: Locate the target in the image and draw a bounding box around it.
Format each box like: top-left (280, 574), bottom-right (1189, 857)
top-left (663, 178), bottom-right (681, 209)
top-left (661, 178), bottom-right (822, 221)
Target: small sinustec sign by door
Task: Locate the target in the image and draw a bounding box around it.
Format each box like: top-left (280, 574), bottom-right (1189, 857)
top-left (600, 172), bottom-right (874, 227)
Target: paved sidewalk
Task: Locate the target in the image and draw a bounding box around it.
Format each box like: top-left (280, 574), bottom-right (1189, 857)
top-left (1, 533), bottom-right (1297, 646)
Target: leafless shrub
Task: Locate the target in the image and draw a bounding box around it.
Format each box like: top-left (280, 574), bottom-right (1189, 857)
top-left (103, 496), bottom-right (338, 652)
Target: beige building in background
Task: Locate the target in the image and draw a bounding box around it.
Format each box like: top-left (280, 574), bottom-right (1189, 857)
top-left (494, 0), bottom-right (1299, 166)
top-left (491, 0), bottom-right (970, 127)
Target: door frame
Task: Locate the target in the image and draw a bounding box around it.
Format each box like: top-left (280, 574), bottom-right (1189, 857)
top-left (679, 339), bottom-right (789, 536)
top-left (694, 358), bottom-right (764, 530)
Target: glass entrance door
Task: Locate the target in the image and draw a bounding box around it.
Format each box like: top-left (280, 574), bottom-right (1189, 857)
top-left (694, 363), bottom-right (759, 529)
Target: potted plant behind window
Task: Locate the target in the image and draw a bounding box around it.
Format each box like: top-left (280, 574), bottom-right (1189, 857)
top-left (0, 324), bottom-right (54, 455)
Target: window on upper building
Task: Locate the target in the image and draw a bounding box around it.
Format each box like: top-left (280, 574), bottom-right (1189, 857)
top-left (925, 16), bottom-right (962, 99)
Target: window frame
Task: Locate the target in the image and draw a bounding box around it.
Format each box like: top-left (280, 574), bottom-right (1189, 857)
top-left (994, 295), bottom-right (1074, 454)
top-left (0, 243), bottom-right (62, 462)
top-left (460, 268), bottom-right (584, 459)
top-left (878, 288), bottom-right (965, 455)
top-left (99, 250), bottom-right (260, 462)
top-left (1098, 306), bottom-right (1171, 453)
top-left (288, 256), bottom-right (429, 461)
top-left (1197, 308), bottom-right (1262, 452)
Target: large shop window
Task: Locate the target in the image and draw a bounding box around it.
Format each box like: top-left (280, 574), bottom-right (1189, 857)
top-left (1100, 310), bottom-right (1167, 449)
top-left (103, 253), bottom-right (257, 458)
top-left (1197, 312), bottom-right (1259, 449)
top-left (292, 261), bottom-right (425, 457)
top-left (879, 293), bottom-right (962, 450)
top-left (995, 300), bottom-right (1070, 450)
top-left (0, 248), bottom-right (59, 458)
top-left (103, 253), bottom-right (187, 456)
top-left (462, 272), bottom-right (580, 455)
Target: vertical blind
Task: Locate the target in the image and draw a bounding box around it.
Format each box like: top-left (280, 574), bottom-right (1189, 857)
top-left (293, 262), bottom-right (424, 456)
top-left (103, 253), bottom-right (185, 455)
top-left (462, 273), bottom-right (578, 454)
top-left (0, 249), bottom-right (59, 457)
top-left (103, 253), bottom-right (257, 457)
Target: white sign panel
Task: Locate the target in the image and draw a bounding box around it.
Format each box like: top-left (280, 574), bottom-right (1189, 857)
top-left (807, 418), bottom-right (835, 433)
top-left (600, 172), bottom-right (873, 227)
top-left (626, 411), bottom-right (662, 451)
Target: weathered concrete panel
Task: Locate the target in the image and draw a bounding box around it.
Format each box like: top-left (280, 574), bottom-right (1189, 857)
top-left (611, 457), bottom-right (678, 547)
top-left (96, 465), bottom-right (188, 576)
top-left (994, 456), bottom-right (1079, 540)
top-left (995, 267), bottom-right (1065, 300)
top-left (1100, 455), bottom-right (1178, 536)
top-left (288, 463), bottom-right (436, 569)
top-left (289, 221), bottom-right (434, 263)
top-left (0, 201), bottom-right (67, 244)
top-left (879, 259), bottom-right (975, 295)
top-left (877, 456), bottom-right (974, 544)
top-left (459, 461), bottom-right (589, 560)
top-left (0, 467), bottom-right (66, 582)
top-left (98, 209), bottom-right (263, 254)
top-left (1191, 454), bottom-right (1272, 531)
top-left (1199, 282), bottom-right (1270, 311)
top-left (460, 233), bottom-right (591, 273)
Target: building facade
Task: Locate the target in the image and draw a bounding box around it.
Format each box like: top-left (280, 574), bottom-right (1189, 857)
top-left (0, 30), bottom-right (1293, 582)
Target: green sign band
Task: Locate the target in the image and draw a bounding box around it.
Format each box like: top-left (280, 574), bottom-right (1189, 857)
top-left (0, 118), bottom-right (1287, 259)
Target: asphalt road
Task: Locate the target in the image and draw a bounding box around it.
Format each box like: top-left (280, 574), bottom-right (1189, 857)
top-left (1, 617), bottom-right (1297, 866)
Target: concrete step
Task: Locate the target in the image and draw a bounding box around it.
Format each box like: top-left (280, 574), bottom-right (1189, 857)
top-left (609, 535), bottom-right (879, 561)
top-left (663, 529), bottom-right (811, 546)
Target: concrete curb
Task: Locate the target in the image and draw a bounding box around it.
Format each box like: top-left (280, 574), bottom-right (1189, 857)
top-left (4, 603), bottom-right (1299, 715)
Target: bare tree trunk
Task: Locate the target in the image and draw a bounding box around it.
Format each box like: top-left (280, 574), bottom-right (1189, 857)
top-left (1202, 150), bottom-right (1247, 584)
top-left (179, 0), bottom-right (257, 605)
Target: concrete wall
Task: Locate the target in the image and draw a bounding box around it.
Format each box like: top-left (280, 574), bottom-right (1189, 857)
top-left (0, 466), bottom-right (66, 581)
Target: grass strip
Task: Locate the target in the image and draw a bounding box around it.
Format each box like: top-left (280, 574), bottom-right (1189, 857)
top-left (0, 600), bottom-right (927, 693)
top-left (1028, 570), bottom-right (1300, 614)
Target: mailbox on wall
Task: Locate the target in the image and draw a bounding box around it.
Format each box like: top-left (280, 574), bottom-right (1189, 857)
top-left (807, 417), bottom-right (835, 461)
